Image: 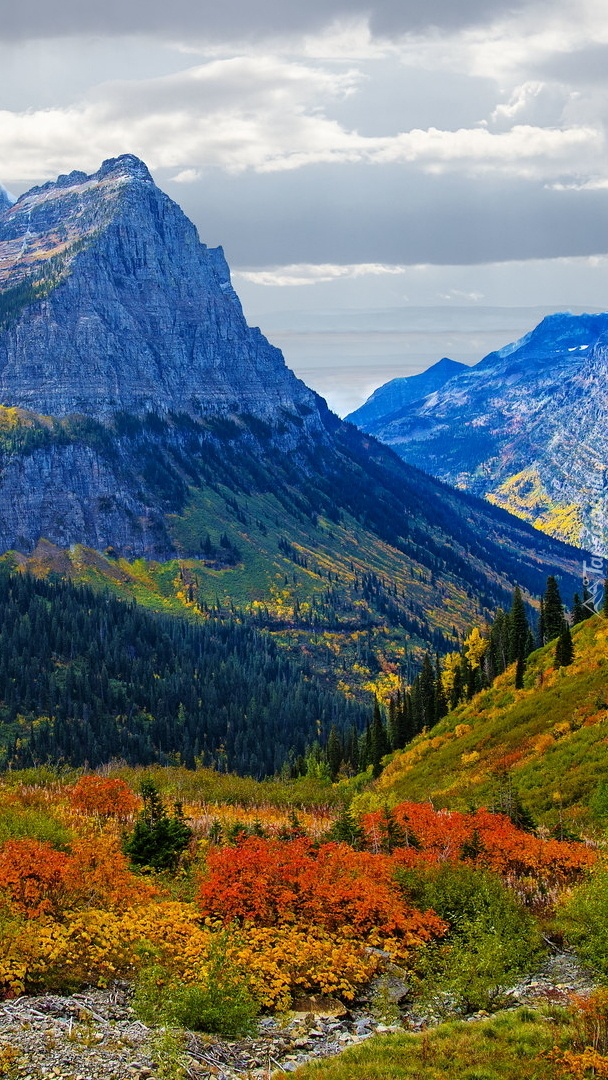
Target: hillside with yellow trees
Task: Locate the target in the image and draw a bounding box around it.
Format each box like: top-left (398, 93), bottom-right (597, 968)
top-left (374, 612), bottom-right (608, 836)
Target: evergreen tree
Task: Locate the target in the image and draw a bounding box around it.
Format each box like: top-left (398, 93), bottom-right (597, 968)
top-left (326, 725), bottom-right (342, 780)
top-left (359, 721), bottom-right (372, 773)
top-left (538, 598), bottom-right (546, 648)
top-left (604, 580), bottom-right (608, 618)
top-left (123, 779), bottom-right (193, 871)
top-left (508, 586), bottom-right (529, 664)
top-left (370, 701), bottom-right (389, 778)
top-left (554, 622), bottom-right (574, 668)
top-left (488, 608), bottom-right (509, 676)
top-left (460, 828), bottom-right (485, 862)
top-left (392, 694), bottom-right (414, 750)
top-left (416, 653), bottom-right (437, 729)
top-left (377, 805), bottom-right (413, 853)
top-left (327, 805), bottom-right (365, 848)
top-left (542, 576), bottom-right (565, 642)
top-left (508, 794), bottom-right (536, 833)
top-left (572, 593), bottom-right (585, 624)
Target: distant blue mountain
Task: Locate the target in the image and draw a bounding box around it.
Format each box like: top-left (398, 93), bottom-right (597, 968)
top-left (346, 311), bottom-right (608, 554)
top-left (346, 356), bottom-right (466, 430)
top-left (0, 185), bottom-right (14, 212)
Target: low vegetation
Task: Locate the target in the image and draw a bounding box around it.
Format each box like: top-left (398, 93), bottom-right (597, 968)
top-left (283, 1002), bottom-right (608, 1080)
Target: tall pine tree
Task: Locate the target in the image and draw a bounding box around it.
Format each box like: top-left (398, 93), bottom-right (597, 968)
top-left (542, 576), bottom-right (565, 643)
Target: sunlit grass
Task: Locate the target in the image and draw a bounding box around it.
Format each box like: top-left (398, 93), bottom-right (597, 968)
top-left (283, 1008), bottom-right (574, 1080)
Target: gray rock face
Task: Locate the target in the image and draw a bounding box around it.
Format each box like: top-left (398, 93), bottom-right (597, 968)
top-left (355, 312), bottom-right (608, 553)
top-left (0, 440), bottom-right (170, 559)
top-left (0, 155), bottom-right (320, 426)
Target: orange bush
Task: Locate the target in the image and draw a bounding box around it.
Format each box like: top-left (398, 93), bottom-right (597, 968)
top-left (0, 831), bottom-right (157, 920)
top-left (63, 832), bottom-right (159, 910)
top-left (196, 837), bottom-right (445, 950)
top-left (361, 803), bottom-right (595, 887)
top-left (0, 839), bottom-right (69, 917)
top-left (67, 775), bottom-right (140, 820)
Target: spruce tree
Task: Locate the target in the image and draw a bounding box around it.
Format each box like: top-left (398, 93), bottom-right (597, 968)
top-left (124, 779), bottom-right (193, 871)
top-left (543, 576), bottom-right (565, 642)
top-left (538, 598), bottom-right (546, 648)
top-left (554, 622), bottom-right (574, 668)
top-left (417, 653), bottom-right (437, 727)
top-left (370, 701), bottom-right (389, 778)
top-left (326, 725), bottom-right (342, 780)
top-left (393, 694), bottom-right (415, 749)
top-left (508, 586), bottom-right (529, 664)
top-left (603, 580), bottom-right (608, 618)
top-left (327, 805), bottom-right (365, 848)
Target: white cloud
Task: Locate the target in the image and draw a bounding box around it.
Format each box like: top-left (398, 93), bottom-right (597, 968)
top-left (235, 262), bottom-right (408, 285)
top-left (170, 167), bottom-right (202, 182)
top-left (0, 53), bottom-right (602, 186)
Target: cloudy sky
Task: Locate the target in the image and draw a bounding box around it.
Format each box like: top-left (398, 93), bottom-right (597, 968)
top-left (2, 0), bottom-right (608, 413)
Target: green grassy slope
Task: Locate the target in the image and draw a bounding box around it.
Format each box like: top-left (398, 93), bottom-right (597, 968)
top-left (373, 615), bottom-right (608, 831)
top-left (284, 1008), bottom-right (575, 1080)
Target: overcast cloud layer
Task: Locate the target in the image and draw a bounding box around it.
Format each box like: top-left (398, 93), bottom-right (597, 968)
top-left (2, 0), bottom-right (608, 412)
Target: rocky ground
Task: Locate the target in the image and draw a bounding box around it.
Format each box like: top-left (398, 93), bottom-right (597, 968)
top-left (0, 952), bottom-right (597, 1080)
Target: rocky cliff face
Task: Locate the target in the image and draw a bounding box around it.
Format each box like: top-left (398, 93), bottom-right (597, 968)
top-left (0, 156), bottom-right (320, 426)
top-left (350, 312), bottom-right (608, 553)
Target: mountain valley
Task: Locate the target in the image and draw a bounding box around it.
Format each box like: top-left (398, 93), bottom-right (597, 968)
top-left (1, 155), bottom-right (608, 1080)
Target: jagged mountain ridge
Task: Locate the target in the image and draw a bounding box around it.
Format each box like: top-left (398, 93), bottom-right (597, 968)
top-left (346, 356), bottom-right (467, 430)
top-left (0, 155), bottom-right (319, 424)
top-left (0, 158), bottom-right (586, 668)
top-left (349, 312), bottom-right (608, 552)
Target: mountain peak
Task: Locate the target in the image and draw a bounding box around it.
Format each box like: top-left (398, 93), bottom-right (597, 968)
top-left (0, 157), bottom-right (319, 423)
top-left (97, 154), bottom-right (154, 183)
top-left (346, 355), bottom-right (466, 431)
top-left (0, 185), bottom-right (14, 212)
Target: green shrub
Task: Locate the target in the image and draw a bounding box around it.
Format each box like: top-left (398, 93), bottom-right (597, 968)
top-left (396, 863), bottom-right (544, 1015)
top-left (133, 934), bottom-right (259, 1037)
top-left (0, 807), bottom-right (71, 850)
top-left (559, 867), bottom-right (608, 979)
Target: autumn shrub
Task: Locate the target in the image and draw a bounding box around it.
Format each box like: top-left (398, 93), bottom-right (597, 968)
top-left (361, 802), bottom-right (595, 907)
top-left (196, 836), bottom-right (445, 958)
top-left (232, 925), bottom-right (379, 1007)
top-left (67, 775), bottom-right (139, 820)
top-left (63, 832), bottom-right (159, 910)
top-left (546, 991), bottom-right (608, 1078)
top-left (0, 839), bottom-right (70, 918)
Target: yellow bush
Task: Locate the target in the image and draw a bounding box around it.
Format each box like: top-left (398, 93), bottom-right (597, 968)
top-left (0, 900), bottom-right (379, 1010)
